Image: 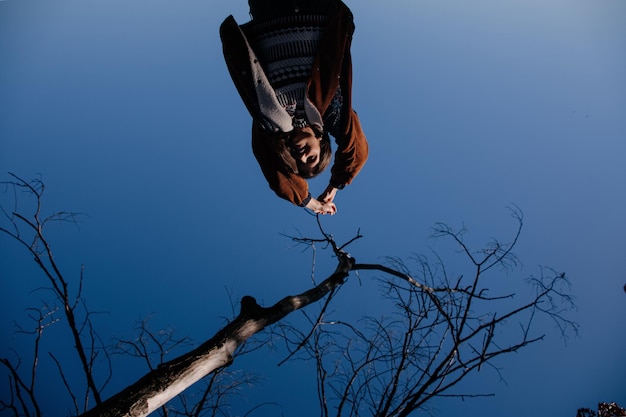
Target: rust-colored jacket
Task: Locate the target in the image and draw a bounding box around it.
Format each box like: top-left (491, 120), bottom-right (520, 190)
top-left (219, 0), bottom-right (368, 206)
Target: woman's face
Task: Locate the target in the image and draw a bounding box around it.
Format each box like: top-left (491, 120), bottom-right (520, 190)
top-left (289, 126), bottom-right (321, 168)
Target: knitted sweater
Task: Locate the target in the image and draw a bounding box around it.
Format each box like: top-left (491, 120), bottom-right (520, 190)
top-left (248, 15), bottom-right (327, 121)
top-left (247, 14), bottom-right (345, 137)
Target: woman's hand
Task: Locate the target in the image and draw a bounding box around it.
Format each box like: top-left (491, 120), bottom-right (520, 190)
top-left (318, 185), bottom-right (339, 204)
top-left (305, 197), bottom-right (337, 215)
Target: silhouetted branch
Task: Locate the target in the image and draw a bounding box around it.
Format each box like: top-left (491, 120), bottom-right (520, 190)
top-left (1, 174), bottom-right (107, 411)
top-left (3, 176), bottom-right (578, 417)
top-left (277, 208), bottom-right (577, 417)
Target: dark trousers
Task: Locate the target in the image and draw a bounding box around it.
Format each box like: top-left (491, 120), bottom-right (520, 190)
top-left (248, 0), bottom-right (332, 20)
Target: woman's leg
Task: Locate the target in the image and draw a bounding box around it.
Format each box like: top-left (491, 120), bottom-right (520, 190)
top-left (293, 0), bottom-right (332, 15)
top-left (248, 0), bottom-right (333, 20)
top-left (248, 0), bottom-right (294, 20)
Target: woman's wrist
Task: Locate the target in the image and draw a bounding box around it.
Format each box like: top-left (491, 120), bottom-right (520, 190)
top-left (305, 197), bottom-right (321, 211)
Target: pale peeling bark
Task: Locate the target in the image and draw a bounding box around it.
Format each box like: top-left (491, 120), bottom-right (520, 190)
top-left (80, 257), bottom-right (352, 417)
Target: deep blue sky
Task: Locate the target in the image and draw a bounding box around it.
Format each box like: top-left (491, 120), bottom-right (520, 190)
top-left (1, 0), bottom-right (625, 416)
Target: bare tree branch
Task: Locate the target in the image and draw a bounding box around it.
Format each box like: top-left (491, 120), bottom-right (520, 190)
top-left (3, 176), bottom-right (578, 417)
top-left (1, 174), bottom-right (107, 411)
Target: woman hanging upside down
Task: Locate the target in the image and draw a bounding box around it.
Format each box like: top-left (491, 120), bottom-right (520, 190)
top-left (220, 0), bottom-right (368, 215)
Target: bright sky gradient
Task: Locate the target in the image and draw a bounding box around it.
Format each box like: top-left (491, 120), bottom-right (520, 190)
top-left (1, 0), bottom-right (625, 416)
